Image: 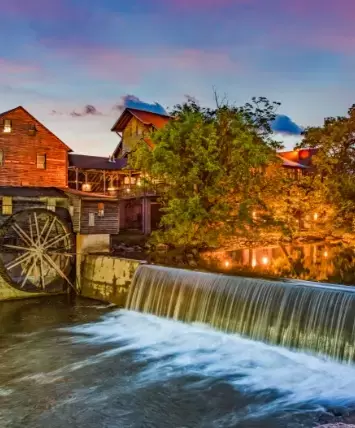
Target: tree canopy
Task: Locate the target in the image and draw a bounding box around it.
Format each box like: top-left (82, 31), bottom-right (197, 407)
top-left (298, 105), bottom-right (355, 229)
top-left (129, 97), bottom-right (283, 247)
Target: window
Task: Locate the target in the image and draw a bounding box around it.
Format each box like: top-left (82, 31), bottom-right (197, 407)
top-left (3, 119), bottom-right (11, 133)
top-left (0, 150), bottom-right (3, 166)
top-left (2, 196), bottom-right (12, 215)
top-left (28, 124), bottom-right (36, 136)
top-left (89, 212), bottom-right (95, 227)
top-left (37, 154), bottom-right (46, 169)
top-left (47, 198), bottom-right (56, 212)
top-left (98, 202), bottom-right (104, 217)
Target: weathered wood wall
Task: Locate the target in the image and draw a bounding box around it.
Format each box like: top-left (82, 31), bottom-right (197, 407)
top-left (80, 200), bottom-right (119, 235)
top-left (121, 116), bottom-right (150, 155)
top-left (0, 108), bottom-right (69, 187)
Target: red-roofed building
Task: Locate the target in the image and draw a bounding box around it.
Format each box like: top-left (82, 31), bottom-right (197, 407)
top-left (111, 108), bottom-right (171, 158)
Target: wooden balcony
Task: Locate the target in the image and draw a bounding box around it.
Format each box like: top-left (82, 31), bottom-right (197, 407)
top-left (112, 182), bottom-right (167, 199)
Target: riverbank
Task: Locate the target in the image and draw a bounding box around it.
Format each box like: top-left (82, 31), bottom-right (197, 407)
top-left (111, 232), bottom-right (355, 285)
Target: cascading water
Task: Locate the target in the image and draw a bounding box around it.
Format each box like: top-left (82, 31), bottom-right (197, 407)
top-left (126, 264), bottom-right (355, 363)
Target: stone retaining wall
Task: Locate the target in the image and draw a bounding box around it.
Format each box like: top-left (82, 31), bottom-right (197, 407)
top-left (80, 255), bottom-right (143, 307)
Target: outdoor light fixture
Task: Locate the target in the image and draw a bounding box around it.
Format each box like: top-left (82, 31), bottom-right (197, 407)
top-left (224, 260), bottom-right (230, 268)
top-left (262, 256), bottom-right (269, 265)
top-left (82, 173), bottom-right (92, 192)
top-left (323, 250), bottom-right (328, 258)
top-left (82, 183), bottom-right (92, 192)
top-left (98, 202), bottom-right (104, 217)
top-left (313, 213), bottom-right (318, 221)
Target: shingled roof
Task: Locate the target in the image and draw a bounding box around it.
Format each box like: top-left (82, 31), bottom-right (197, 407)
top-left (279, 148), bottom-right (318, 168)
top-left (68, 153), bottom-right (127, 170)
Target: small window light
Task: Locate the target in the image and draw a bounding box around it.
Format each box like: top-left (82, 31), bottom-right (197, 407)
top-left (3, 119), bottom-right (11, 133)
top-left (98, 202), bottom-right (104, 217)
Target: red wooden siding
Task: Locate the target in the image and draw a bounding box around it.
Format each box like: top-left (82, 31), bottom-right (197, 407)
top-left (0, 107), bottom-right (69, 188)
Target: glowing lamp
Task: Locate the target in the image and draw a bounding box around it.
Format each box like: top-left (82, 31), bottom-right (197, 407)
top-left (262, 256), bottom-right (269, 265)
top-left (82, 183), bottom-right (92, 192)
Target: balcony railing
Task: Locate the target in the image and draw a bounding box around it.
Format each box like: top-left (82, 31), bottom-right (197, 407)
top-left (109, 182), bottom-right (168, 199)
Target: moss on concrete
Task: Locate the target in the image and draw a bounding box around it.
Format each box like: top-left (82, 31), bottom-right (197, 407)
top-left (80, 255), bottom-right (143, 307)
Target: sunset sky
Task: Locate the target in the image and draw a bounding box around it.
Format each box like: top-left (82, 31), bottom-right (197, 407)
top-left (1, 0), bottom-right (354, 155)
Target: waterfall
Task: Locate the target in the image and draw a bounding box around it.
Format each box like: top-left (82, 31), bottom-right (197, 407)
top-left (126, 264), bottom-right (355, 363)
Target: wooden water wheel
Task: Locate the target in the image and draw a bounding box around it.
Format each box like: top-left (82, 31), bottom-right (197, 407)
top-left (0, 208), bottom-right (75, 293)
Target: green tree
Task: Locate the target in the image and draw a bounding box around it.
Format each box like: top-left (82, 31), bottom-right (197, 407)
top-left (298, 105), bottom-right (355, 230)
top-left (129, 97), bottom-right (283, 248)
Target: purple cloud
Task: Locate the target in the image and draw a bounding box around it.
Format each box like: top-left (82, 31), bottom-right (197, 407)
top-left (113, 95), bottom-right (168, 115)
top-left (271, 115), bottom-right (303, 136)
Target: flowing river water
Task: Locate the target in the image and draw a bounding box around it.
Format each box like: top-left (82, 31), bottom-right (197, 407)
top-left (2, 295), bottom-right (355, 427)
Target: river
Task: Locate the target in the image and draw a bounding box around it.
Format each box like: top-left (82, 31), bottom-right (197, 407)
top-left (1, 296), bottom-right (355, 427)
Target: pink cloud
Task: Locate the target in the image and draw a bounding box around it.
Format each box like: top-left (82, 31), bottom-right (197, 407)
top-left (166, 0), bottom-right (251, 9)
top-left (284, 0), bottom-right (355, 18)
top-left (0, 0), bottom-right (69, 19)
top-left (39, 41), bottom-right (242, 83)
top-left (0, 58), bottom-right (40, 74)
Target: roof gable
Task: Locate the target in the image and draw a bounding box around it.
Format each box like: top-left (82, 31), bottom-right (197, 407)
top-left (111, 107), bottom-right (170, 132)
top-left (0, 106), bottom-right (72, 152)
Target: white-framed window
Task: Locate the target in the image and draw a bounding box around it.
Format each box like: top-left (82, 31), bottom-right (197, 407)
top-left (37, 154), bottom-right (46, 169)
top-left (47, 198), bottom-right (56, 212)
top-left (2, 196), bottom-right (12, 215)
top-left (89, 212), bottom-right (95, 227)
top-left (3, 119), bottom-right (11, 133)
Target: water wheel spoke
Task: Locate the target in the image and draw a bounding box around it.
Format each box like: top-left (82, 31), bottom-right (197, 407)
top-left (11, 223), bottom-right (33, 248)
top-left (39, 218), bottom-right (50, 242)
top-left (43, 253), bottom-right (74, 290)
top-left (28, 214), bottom-right (34, 243)
top-left (33, 212), bottom-right (41, 245)
top-left (5, 252), bottom-right (33, 270)
top-left (46, 251), bottom-right (73, 257)
top-left (39, 254), bottom-right (46, 289)
top-left (42, 217), bottom-right (57, 246)
top-left (20, 255), bottom-right (37, 289)
top-left (44, 233), bottom-right (71, 250)
top-left (3, 244), bottom-right (33, 252)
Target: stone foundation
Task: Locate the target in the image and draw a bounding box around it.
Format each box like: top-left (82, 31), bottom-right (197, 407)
top-left (80, 255), bottom-right (143, 307)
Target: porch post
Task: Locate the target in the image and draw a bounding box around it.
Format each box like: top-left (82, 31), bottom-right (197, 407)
top-left (75, 168), bottom-right (79, 190)
top-left (142, 197), bottom-right (151, 235)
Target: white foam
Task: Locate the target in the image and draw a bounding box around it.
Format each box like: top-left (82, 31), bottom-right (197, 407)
top-left (0, 388), bottom-right (13, 397)
top-left (67, 310), bottom-right (355, 411)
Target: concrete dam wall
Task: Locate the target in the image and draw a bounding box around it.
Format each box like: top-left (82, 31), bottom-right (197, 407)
top-left (79, 255), bottom-right (143, 307)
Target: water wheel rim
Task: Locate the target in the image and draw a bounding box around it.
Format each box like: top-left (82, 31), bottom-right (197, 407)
top-left (0, 208), bottom-right (75, 293)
